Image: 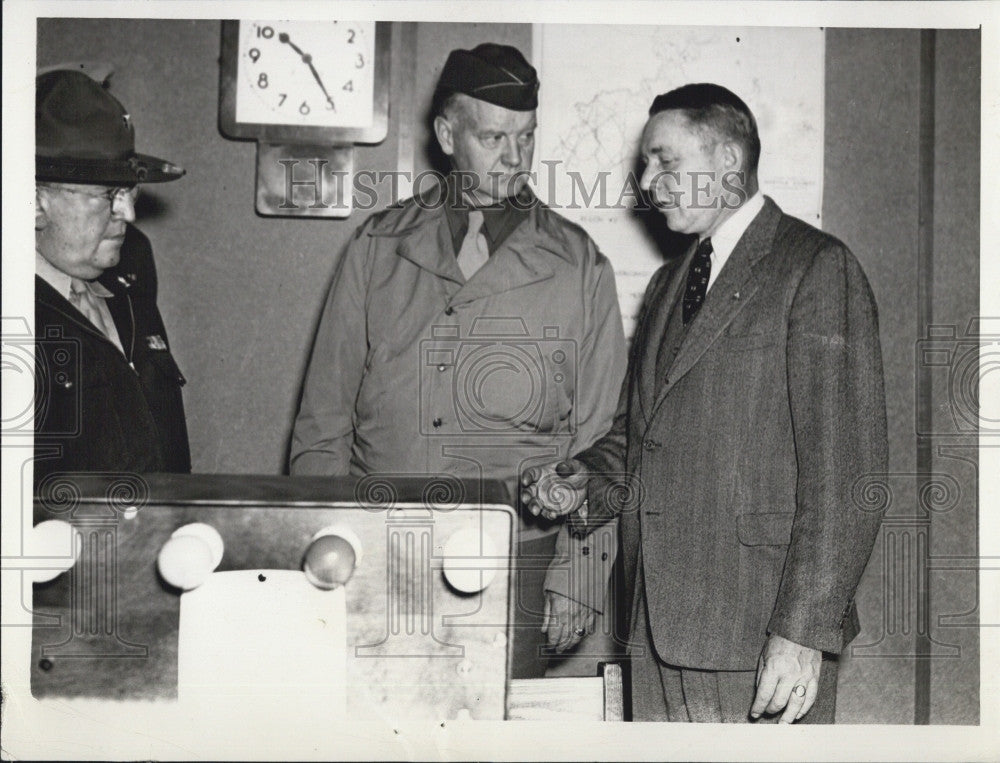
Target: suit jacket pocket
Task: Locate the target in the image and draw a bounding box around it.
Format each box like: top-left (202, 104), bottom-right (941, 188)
top-left (737, 511), bottom-right (794, 546)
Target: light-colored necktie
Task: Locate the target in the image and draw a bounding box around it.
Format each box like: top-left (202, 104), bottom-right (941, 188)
top-left (456, 209), bottom-right (489, 280)
top-left (69, 278), bottom-right (123, 356)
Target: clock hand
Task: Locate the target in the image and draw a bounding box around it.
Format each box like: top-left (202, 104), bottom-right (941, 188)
top-left (278, 32), bottom-right (308, 58)
top-left (304, 59), bottom-right (336, 111)
top-left (278, 32), bottom-right (336, 111)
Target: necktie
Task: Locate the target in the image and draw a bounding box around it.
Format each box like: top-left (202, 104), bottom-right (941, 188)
top-left (69, 278), bottom-right (111, 335)
top-left (457, 209), bottom-right (489, 280)
top-left (69, 276), bottom-right (126, 361)
top-left (682, 237), bottom-right (713, 325)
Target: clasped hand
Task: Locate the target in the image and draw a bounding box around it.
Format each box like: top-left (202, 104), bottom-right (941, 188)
top-left (520, 458), bottom-right (589, 521)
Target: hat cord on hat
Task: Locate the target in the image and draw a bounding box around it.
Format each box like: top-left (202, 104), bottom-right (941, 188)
top-left (493, 65), bottom-right (525, 85)
top-left (473, 82), bottom-right (530, 92)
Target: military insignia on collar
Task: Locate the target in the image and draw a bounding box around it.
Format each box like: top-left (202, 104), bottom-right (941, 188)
top-left (145, 334), bottom-right (168, 350)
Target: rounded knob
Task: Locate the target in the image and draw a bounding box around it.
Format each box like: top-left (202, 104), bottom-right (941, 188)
top-left (171, 523), bottom-right (225, 569)
top-left (303, 526), bottom-right (362, 590)
top-left (29, 520), bottom-right (80, 583)
top-left (157, 523), bottom-right (224, 591)
top-left (442, 528), bottom-right (498, 594)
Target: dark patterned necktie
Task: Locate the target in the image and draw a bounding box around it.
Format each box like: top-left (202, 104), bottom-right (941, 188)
top-left (682, 237), bottom-right (713, 325)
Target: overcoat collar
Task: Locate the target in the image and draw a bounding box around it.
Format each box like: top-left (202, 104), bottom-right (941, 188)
top-left (367, 181), bottom-right (573, 303)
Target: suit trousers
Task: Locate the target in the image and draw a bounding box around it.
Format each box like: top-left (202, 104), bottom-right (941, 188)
top-left (628, 554), bottom-right (838, 723)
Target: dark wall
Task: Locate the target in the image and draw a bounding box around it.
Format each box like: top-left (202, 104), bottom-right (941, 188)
top-left (36, 20), bottom-right (979, 723)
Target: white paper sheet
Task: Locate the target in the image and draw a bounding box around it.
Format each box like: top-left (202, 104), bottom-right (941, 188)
top-left (177, 569), bottom-right (347, 715)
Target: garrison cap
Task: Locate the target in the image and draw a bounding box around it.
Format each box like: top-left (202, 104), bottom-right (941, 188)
top-left (435, 43), bottom-right (539, 112)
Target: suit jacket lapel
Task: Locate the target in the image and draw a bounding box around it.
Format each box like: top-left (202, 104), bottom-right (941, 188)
top-left (637, 242), bottom-right (695, 423)
top-left (649, 198), bottom-right (783, 418)
top-left (102, 283), bottom-right (135, 361)
top-left (35, 275), bottom-right (116, 345)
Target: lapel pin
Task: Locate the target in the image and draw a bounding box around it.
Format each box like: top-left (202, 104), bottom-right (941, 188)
top-left (732, 291), bottom-right (741, 300)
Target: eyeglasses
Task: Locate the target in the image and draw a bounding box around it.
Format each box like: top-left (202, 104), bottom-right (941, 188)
top-left (42, 183), bottom-right (140, 207)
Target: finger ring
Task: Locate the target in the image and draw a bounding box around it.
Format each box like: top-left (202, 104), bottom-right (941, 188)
top-left (792, 685), bottom-right (806, 697)
top-left (574, 627), bottom-right (585, 636)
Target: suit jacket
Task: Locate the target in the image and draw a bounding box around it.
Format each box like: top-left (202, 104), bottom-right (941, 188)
top-left (575, 197), bottom-right (888, 670)
top-left (34, 224), bottom-right (190, 486)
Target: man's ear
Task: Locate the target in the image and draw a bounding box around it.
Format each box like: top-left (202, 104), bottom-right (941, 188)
top-left (720, 140), bottom-right (744, 174)
top-left (434, 115), bottom-right (456, 157)
top-left (35, 187), bottom-right (51, 231)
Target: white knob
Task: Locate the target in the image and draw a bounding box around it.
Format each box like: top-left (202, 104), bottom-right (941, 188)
top-left (157, 523), bottom-right (224, 591)
top-left (28, 520), bottom-right (80, 583)
top-left (170, 523), bottom-right (225, 569)
top-left (442, 528), bottom-right (498, 594)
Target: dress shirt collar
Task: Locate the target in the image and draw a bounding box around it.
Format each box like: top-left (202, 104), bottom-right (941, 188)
top-left (443, 174), bottom-right (535, 256)
top-left (704, 190), bottom-right (765, 291)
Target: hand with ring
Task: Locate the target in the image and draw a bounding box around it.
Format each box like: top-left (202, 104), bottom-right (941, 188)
top-left (540, 590), bottom-right (597, 652)
top-left (750, 633), bottom-right (822, 723)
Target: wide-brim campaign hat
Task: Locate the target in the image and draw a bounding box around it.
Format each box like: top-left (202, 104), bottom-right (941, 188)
top-left (36, 69), bottom-right (184, 185)
top-left (435, 43), bottom-right (539, 111)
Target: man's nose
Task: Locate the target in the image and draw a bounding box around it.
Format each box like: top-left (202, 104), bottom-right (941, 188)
top-left (112, 193), bottom-right (136, 223)
top-left (500, 139), bottom-right (521, 167)
top-left (639, 165), bottom-right (655, 192)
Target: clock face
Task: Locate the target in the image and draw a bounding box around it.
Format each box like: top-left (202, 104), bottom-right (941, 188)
top-left (234, 20), bottom-right (376, 128)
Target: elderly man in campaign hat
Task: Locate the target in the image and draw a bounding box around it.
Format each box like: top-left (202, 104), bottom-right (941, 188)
top-left (291, 43), bottom-right (627, 677)
top-left (34, 69), bottom-right (190, 484)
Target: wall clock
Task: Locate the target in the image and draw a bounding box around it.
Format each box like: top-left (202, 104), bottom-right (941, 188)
top-left (219, 20), bottom-right (390, 217)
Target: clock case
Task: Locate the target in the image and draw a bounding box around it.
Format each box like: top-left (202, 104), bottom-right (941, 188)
top-left (218, 20), bottom-right (391, 145)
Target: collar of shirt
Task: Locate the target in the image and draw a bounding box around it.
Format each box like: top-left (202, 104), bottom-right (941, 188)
top-left (35, 252), bottom-right (115, 301)
top-left (443, 176), bottom-right (535, 257)
top-left (703, 190), bottom-right (765, 293)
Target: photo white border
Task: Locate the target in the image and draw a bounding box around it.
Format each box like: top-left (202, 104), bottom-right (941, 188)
top-left (3, 2), bottom-right (997, 760)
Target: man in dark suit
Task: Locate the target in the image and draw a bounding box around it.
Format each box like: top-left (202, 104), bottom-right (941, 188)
top-left (34, 69), bottom-right (190, 485)
top-left (522, 83), bottom-right (887, 722)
